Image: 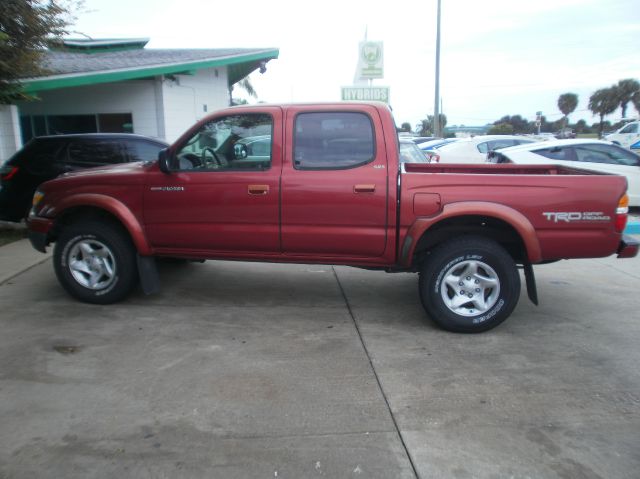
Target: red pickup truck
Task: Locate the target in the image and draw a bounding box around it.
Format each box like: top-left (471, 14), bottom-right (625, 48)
top-left (27, 102), bottom-right (638, 333)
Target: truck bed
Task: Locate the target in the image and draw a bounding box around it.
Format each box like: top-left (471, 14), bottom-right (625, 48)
top-left (399, 161), bottom-right (628, 263)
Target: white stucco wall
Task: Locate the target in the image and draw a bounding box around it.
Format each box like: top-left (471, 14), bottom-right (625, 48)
top-left (160, 67), bottom-right (230, 142)
top-left (0, 105), bottom-right (22, 163)
top-left (16, 65), bottom-right (231, 145)
top-left (18, 80), bottom-right (161, 139)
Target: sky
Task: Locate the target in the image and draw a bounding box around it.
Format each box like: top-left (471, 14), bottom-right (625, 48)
top-left (69, 0), bottom-right (640, 129)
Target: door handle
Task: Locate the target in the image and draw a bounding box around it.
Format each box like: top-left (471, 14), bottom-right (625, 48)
top-left (248, 184), bottom-right (269, 195)
top-left (354, 184), bottom-right (376, 193)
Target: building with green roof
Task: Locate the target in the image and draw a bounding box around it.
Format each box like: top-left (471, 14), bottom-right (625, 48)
top-left (0, 38), bottom-right (279, 161)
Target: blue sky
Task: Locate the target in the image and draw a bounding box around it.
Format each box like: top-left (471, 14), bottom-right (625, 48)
top-left (71, 0), bottom-right (640, 128)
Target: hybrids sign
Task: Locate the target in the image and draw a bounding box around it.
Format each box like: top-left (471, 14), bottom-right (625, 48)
top-left (341, 86), bottom-right (390, 103)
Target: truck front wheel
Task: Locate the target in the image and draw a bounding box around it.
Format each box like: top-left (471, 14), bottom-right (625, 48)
top-left (419, 236), bottom-right (521, 333)
top-left (53, 221), bottom-right (138, 304)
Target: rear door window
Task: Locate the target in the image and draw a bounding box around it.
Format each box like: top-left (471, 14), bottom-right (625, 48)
top-left (17, 139), bottom-right (66, 175)
top-left (620, 123), bottom-right (638, 134)
top-left (533, 147), bottom-right (572, 161)
top-left (65, 140), bottom-right (126, 169)
top-left (573, 144), bottom-right (640, 166)
top-left (487, 139), bottom-right (517, 151)
top-left (122, 140), bottom-right (166, 163)
top-left (293, 112), bottom-right (375, 169)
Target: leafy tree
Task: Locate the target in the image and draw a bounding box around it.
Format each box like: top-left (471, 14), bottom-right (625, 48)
top-left (557, 93), bottom-right (578, 127)
top-left (592, 121), bottom-right (611, 133)
top-left (0, 0), bottom-right (76, 104)
top-left (631, 89), bottom-right (640, 117)
top-left (417, 114), bottom-right (447, 136)
top-left (574, 119), bottom-right (590, 134)
top-left (400, 122), bottom-right (412, 133)
top-left (495, 115), bottom-right (530, 134)
top-left (588, 87), bottom-right (619, 136)
top-left (487, 122), bottom-right (514, 135)
top-left (613, 78), bottom-right (640, 118)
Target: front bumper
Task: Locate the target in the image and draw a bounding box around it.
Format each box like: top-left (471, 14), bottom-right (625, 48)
top-left (617, 234), bottom-right (639, 258)
top-left (27, 216), bottom-right (54, 253)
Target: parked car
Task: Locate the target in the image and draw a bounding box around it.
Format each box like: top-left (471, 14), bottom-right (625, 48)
top-left (431, 135), bottom-right (538, 163)
top-left (410, 136), bottom-right (439, 146)
top-left (418, 138), bottom-right (460, 162)
top-left (555, 128), bottom-right (576, 139)
top-left (604, 121), bottom-right (640, 148)
top-left (399, 138), bottom-right (428, 164)
top-left (487, 139), bottom-right (640, 206)
top-left (0, 133), bottom-right (168, 222)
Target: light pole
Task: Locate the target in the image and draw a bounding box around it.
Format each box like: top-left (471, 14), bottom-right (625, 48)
top-left (433, 0), bottom-right (442, 137)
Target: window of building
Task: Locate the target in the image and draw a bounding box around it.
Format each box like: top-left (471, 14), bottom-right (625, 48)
top-left (293, 112), bottom-right (375, 170)
top-left (19, 113), bottom-right (134, 143)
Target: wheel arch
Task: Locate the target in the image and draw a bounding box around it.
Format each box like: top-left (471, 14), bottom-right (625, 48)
top-left (402, 202), bottom-right (542, 269)
top-left (49, 194), bottom-right (152, 255)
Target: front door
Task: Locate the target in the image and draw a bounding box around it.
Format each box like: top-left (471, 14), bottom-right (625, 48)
top-left (144, 108), bottom-right (282, 255)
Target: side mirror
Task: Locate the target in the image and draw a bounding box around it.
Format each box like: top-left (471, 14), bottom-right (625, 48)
top-left (158, 148), bottom-right (172, 174)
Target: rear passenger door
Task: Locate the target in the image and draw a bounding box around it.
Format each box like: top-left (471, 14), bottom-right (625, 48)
top-left (281, 106), bottom-right (389, 258)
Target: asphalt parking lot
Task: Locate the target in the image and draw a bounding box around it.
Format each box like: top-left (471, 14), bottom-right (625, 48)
top-left (1, 248), bottom-right (639, 478)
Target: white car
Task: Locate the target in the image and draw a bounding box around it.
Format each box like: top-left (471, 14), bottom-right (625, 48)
top-left (487, 139), bottom-right (640, 206)
top-left (431, 135), bottom-right (538, 163)
top-left (399, 139), bottom-right (428, 164)
top-left (604, 121), bottom-right (640, 149)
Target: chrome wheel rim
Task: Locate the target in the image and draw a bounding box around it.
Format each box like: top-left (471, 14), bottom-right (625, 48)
top-left (68, 239), bottom-right (117, 290)
top-left (440, 260), bottom-right (500, 317)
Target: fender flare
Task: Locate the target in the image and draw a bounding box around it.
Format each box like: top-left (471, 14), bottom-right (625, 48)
top-left (401, 201), bottom-right (542, 267)
top-left (53, 193), bottom-right (152, 256)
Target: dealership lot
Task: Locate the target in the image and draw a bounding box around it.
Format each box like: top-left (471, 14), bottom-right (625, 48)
top-left (1, 251), bottom-right (639, 478)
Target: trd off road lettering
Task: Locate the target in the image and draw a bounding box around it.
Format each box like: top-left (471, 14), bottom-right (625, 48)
top-left (543, 212), bottom-right (611, 222)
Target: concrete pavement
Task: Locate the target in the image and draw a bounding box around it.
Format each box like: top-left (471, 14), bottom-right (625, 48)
top-left (0, 238), bottom-right (52, 285)
top-left (0, 242), bottom-right (639, 478)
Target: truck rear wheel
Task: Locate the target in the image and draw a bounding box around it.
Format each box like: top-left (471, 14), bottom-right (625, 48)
top-left (53, 221), bottom-right (138, 304)
top-left (419, 236), bottom-right (521, 333)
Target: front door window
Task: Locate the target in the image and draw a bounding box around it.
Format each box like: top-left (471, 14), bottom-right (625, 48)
top-left (176, 114), bottom-right (272, 171)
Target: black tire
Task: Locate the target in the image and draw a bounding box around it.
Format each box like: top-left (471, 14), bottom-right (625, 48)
top-left (419, 235), bottom-right (521, 333)
top-left (53, 221), bottom-right (138, 304)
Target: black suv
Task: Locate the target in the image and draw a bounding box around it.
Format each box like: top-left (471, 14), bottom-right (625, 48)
top-left (0, 133), bottom-right (168, 222)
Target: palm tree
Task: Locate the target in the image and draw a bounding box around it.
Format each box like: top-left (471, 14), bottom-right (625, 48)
top-left (613, 78), bottom-right (640, 118)
top-left (633, 90), bottom-right (640, 117)
top-left (588, 88), bottom-right (619, 137)
top-left (229, 77), bottom-right (257, 106)
top-left (557, 93), bottom-right (578, 128)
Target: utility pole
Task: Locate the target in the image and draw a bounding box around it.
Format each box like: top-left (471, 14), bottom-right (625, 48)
top-left (433, 0), bottom-right (442, 137)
